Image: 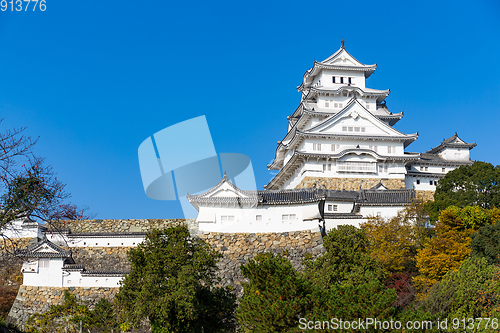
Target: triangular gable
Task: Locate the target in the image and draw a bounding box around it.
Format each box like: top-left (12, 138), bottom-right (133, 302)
top-left (194, 173), bottom-right (255, 199)
top-left (320, 48), bottom-right (375, 68)
top-left (303, 98), bottom-right (412, 138)
top-left (17, 238), bottom-right (71, 258)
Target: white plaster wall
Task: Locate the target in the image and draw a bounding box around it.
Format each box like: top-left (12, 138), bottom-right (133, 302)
top-left (318, 69), bottom-right (366, 89)
top-left (22, 258), bottom-right (64, 287)
top-left (197, 203), bottom-right (321, 233)
top-left (63, 272), bottom-right (122, 288)
top-left (1, 220), bottom-right (43, 239)
top-left (47, 234), bottom-right (145, 248)
top-left (439, 148), bottom-right (470, 161)
top-left (405, 177), bottom-right (440, 191)
top-left (324, 218), bottom-right (365, 231)
top-left (324, 201), bottom-right (354, 213)
top-left (359, 205), bottom-right (405, 220)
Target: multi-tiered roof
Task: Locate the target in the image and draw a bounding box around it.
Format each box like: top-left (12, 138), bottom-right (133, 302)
top-left (266, 41), bottom-right (419, 190)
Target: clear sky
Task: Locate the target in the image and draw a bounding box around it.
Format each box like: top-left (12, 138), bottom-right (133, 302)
top-left (1, 0), bottom-right (499, 219)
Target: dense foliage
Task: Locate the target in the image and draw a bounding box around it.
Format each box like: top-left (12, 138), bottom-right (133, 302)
top-left (115, 226), bottom-right (236, 333)
top-left (25, 290), bottom-right (118, 333)
top-left (237, 225), bottom-right (396, 332)
top-left (472, 220), bottom-right (500, 264)
top-left (425, 162), bottom-right (500, 221)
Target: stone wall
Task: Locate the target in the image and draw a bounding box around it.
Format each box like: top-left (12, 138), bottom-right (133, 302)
top-left (416, 190), bottom-right (435, 202)
top-left (49, 219), bottom-right (197, 234)
top-left (200, 230), bottom-right (324, 296)
top-left (7, 286), bottom-right (118, 329)
top-left (7, 227), bottom-right (326, 328)
top-left (295, 177), bottom-right (406, 190)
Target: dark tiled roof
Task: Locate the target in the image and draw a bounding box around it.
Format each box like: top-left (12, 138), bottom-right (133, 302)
top-left (257, 188), bottom-right (320, 204)
top-left (357, 189), bottom-right (415, 205)
top-left (407, 152), bottom-right (474, 166)
top-left (62, 264), bottom-right (85, 271)
top-left (320, 189), bottom-right (360, 201)
top-left (324, 213), bottom-right (363, 219)
top-left (407, 171), bottom-right (446, 178)
top-left (426, 133), bottom-right (476, 154)
top-left (68, 232), bottom-right (148, 238)
top-left (81, 270), bottom-right (128, 277)
top-left (16, 238), bottom-right (72, 258)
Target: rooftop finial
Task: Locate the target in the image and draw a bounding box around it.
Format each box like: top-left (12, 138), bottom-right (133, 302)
top-left (341, 39), bottom-right (345, 49)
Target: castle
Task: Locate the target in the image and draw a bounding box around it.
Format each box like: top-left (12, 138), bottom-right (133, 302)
top-left (187, 41), bottom-right (475, 233)
top-left (4, 42), bottom-right (476, 328)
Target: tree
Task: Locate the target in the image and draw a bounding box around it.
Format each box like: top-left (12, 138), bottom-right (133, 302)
top-left (0, 121), bottom-right (90, 251)
top-left (471, 221), bottom-right (500, 264)
top-left (25, 290), bottom-right (119, 333)
top-left (237, 253), bottom-right (311, 333)
top-left (425, 162), bottom-right (500, 221)
top-left (304, 226), bottom-right (396, 324)
top-left (420, 257), bottom-right (500, 321)
top-left (115, 226), bottom-right (236, 333)
top-left (412, 206), bottom-right (492, 297)
top-left (361, 202), bottom-right (430, 273)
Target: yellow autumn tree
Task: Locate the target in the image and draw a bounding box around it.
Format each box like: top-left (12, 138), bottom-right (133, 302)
top-left (413, 205), bottom-right (499, 299)
top-left (361, 202), bottom-right (430, 273)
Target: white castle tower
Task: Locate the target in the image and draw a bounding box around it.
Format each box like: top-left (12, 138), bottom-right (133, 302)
top-left (266, 40), bottom-right (420, 191)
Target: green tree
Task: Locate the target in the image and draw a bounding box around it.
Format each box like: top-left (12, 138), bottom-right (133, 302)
top-left (25, 290), bottom-right (119, 333)
top-left (237, 253), bottom-right (311, 333)
top-left (304, 226), bottom-right (396, 327)
top-left (425, 162), bottom-right (500, 221)
top-left (115, 226), bottom-right (236, 333)
top-left (420, 257), bottom-right (500, 325)
top-left (472, 221), bottom-right (500, 264)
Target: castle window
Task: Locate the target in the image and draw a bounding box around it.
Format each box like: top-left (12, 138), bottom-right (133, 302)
top-left (348, 77), bottom-right (352, 84)
top-left (339, 103), bottom-right (343, 108)
top-left (354, 127), bottom-right (360, 132)
top-left (327, 204), bottom-right (338, 212)
top-left (361, 127), bottom-right (366, 132)
top-left (416, 179), bottom-right (420, 185)
top-left (328, 164), bottom-right (332, 171)
top-left (340, 77), bottom-right (344, 84)
top-left (221, 215), bottom-right (235, 222)
top-left (430, 180), bottom-right (433, 185)
top-left (256, 215), bottom-right (262, 221)
top-left (39, 259), bottom-right (49, 268)
top-left (313, 143), bottom-right (321, 151)
top-left (388, 146), bottom-right (396, 153)
top-left (325, 101), bottom-right (329, 107)
top-left (332, 76), bottom-right (336, 83)
top-left (369, 145), bottom-right (378, 152)
top-left (342, 127), bottom-right (347, 132)
top-left (366, 103), bottom-right (370, 109)
top-left (442, 167), bottom-right (446, 172)
top-left (282, 214), bottom-right (297, 221)
top-left (420, 166), bottom-right (423, 171)
top-left (435, 180), bottom-right (438, 185)
top-left (334, 103), bottom-right (338, 108)
top-left (67, 280), bottom-right (71, 284)
top-left (348, 127), bottom-right (353, 132)
top-left (323, 164), bottom-right (326, 172)
top-left (425, 166), bottom-right (428, 171)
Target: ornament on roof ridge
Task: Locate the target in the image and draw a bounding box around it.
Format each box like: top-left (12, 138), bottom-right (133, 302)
top-left (341, 39), bottom-right (345, 49)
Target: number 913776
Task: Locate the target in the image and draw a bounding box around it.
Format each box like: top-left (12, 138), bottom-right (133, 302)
top-left (1, 0), bottom-right (46, 11)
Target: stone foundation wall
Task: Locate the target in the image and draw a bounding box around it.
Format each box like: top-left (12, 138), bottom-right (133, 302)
top-left (200, 230), bottom-right (324, 296)
top-left (7, 286), bottom-right (118, 329)
top-left (415, 190), bottom-right (435, 202)
top-left (49, 218), bottom-right (197, 234)
top-left (7, 230), bottom-right (326, 328)
top-left (295, 177), bottom-right (406, 191)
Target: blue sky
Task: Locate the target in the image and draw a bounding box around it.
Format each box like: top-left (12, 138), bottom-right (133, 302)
top-left (1, 0), bottom-right (499, 219)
